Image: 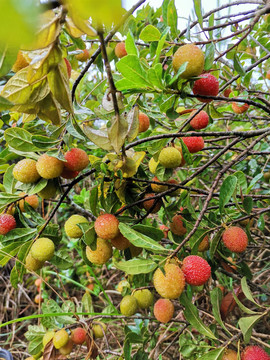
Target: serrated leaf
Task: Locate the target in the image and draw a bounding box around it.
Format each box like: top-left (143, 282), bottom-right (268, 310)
top-left (114, 258), bottom-right (157, 275)
top-left (37, 92), bottom-right (62, 126)
top-left (180, 293), bottom-right (217, 339)
top-left (210, 229), bottom-right (223, 259)
top-left (119, 223), bottom-right (168, 253)
top-left (132, 224), bottom-right (164, 241)
top-left (169, 62), bottom-right (188, 85)
top-left (219, 175), bottom-right (237, 213)
top-left (239, 314), bottom-right (263, 343)
top-left (140, 25), bottom-right (161, 42)
top-left (153, 32), bottom-right (168, 66)
top-left (66, 117), bottom-right (86, 141)
top-left (232, 291), bottom-right (258, 315)
top-left (234, 171), bottom-right (247, 193)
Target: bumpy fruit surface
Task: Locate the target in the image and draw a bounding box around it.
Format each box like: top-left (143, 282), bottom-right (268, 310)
top-left (168, 179), bottom-right (181, 196)
top-left (158, 147), bottom-right (182, 169)
top-left (198, 235), bottom-right (210, 252)
top-left (142, 193), bottom-right (162, 213)
top-left (266, 70), bottom-right (270, 80)
top-left (172, 44), bottom-right (204, 79)
top-left (182, 136), bottom-right (204, 153)
top-left (65, 215), bottom-right (88, 238)
top-left (19, 192), bottom-right (39, 212)
top-left (138, 112), bottom-right (150, 133)
top-left (12, 51), bottom-right (29, 72)
top-left (38, 180), bottom-right (57, 199)
top-left (76, 49), bottom-right (90, 61)
top-left (13, 159), bottom-right (40, 183)
top-left (53, 329), bottom-right (69, 349)
top-left (182, 255), bottom-right (211, 286)
top-left (153, 263), bottom-right (185, 299)
top-left (134, 289), bottom-right (154, 309)
top-left (59, 338), bottom-right (73, 355)
top-left (64, 58), bottom-right (71, 78)
top-left (94, 214), bottom-right (119, 240)
top-left (25, 253), bottom-right (44, 271)
top-left (151, 176), bottom-right (168, 193)
top-left (223, 87), bottom-right (232, 97)
top-left (35, 278), bottom-right (42, 288)
top-left (149, 157), bottom-right (159, 174)
top-left (222, 226), bottom-right (248, 253)
top-left (190, 110), bottom-right (209, 130)
top-left (170, 214), bottom-right (187, 236)
top-left (71, 327), bottom-right (86, 345)
top-left (86, 238), bottom-right (112, 265)
top-left (232, 102), bottom-right (249, 114)
top-left (241, 346), bottom-right (270, 360)
top-left (154, 299), bottom-right (174, 323)
top-left (222, 349), bottom-right (238, 360)
top-left (34, 294), bottom-right (43, 304)
top-left (110, 233), bottom-right (130, 250)
top-left (61, 167), bottom-right (79, 179)
top-left (192, 73), bottom-right (219, 103)
top-left (64, 148), bottom-right (89, 172)
top-left (0, 214), bottom-right (16, 235)
top-left (115, 42), bottom-right (127, 58)
top-left (120, 295), bottom-right (138, 316)
top-left (36, 154), bottom-right (64, 179)
top-left (30, 238), bottom-right (55, 262)
top-left (92, 322), bottom-right (107, 338)
top-left (160, 224), bottom-right (169, 238)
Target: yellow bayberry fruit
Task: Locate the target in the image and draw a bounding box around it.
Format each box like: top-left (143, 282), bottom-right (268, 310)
top-left (53, 329), bottom-right (69, 349)
top-left (25, 253), bottom-right (44, 271)
top-left (120, 295), bottom-right (138, 316)
top-left (133, 289), bottom-right (154, 309)
top-left (38, 180), bottom-right (57, 199)
top-left (153, 263), bottom-right (185, 299)
top-left (13, 159), bottom-right (40, 184)
top-left (92, 322), bottom-right (107, 338)
top-left (36, 154), bottom-right (64, 179)
top-left (158, 147), bottom-right (182, 169)
top-left (43, 331), bottom-right (55, 347)
top-left (172, 44), bottom-right (204, 79)
top-left (86, 238), bottom-right (112, 265)
top-left (30, 238), bottom-right (55, 262)
top-left (64, 214), bottom-right (89, 238)
top-left (59, 338), bottom-right (73, 355)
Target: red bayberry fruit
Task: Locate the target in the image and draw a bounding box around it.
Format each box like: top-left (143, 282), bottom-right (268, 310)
top-left (182, 255), bottom-right (211, 286)
top-left (222, 226), bottom-right (248, 253)
top-left (182, 136), bottom-right (204, 153)
top-left (71, 327), bottom-right (87, 345)
top-left (192, 73), bottom-right (219, 103)
top-left (223, 87), bottom-right (232, 97)
top-left (142, 193), bottom-right (162, 213)
top-left (94, 214), bottom-right (119, 240)
top-left (190, 110), bottom-right (209, 130)
top-left (0, 214), bottom-right (16, 235)
top-left (232, 102), bottom-right (249, 114)
top-left (170, 214), bottom-right (187, 236)
top-left (115, 42), bottom-right (127, 58)
top-left (241, 346), bottom-right (270, 360)
top-left (61, 167), bottom-right (79, 179)
top-left (154, 299), bottom-right (174, 323)
top-left (64, 148), bottom-right (89, 172)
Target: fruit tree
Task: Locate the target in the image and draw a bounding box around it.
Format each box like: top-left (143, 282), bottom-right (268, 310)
top-left (0, 0), bottom-right (269, 359)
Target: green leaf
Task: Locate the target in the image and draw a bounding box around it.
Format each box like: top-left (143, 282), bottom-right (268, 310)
top-left (197, 348), bottom-right (225, 360)
top-left (82, 292), bottom-right (94, 313)
top-left (4, 128), bottom-right (39, 152)
top-left (3, 164), bottom-right (16, 193)
top-left (66, 117), bottom-right (86, 141)
top-left (132, 224), bottom-right (164, 242)
top-left (0, 95), bottom-right (14, 111)
top-left (0, 241), bottom-right (25, 266)
top-left (90, 187), bottom-right (98, 217)
top-left (219, 175), bottom-right (237, 213)
top-left (180, 293), bottom-right (217, 339)
top-left (239, 314), bottom-right (263, 343)
top-left (0, 45), bottom-right (17, 78)
top-left (204, 43), bottom-right (215, 71)
top-left (234, 54), bottom-right (246, 76)
top-left (83, 125), bottom-right (113, 151)
top-left (232, 291), bottom-right (258, 315)
top-left (119, 223), bottom-right (168, 253)
top-left (153, 33), bottom-right (168, 66)
top-left (140, 25), bottom-right (161, 42)
top-left (241, 277), bottom-right (262, 307)
top-left (193, 0), bottom-right (203, 29)
top-left (125, 30), bottom-right (139, 56)
top-left (210, 288), bottom-right (232, 335)
top-left (167, 0), bottom-right (178, 39)
top-left (25, 325), bottom-right (46, 356)
top-left (50, 250), bottom-right (74, 270)
top-left (169, 62), bottom-right (188, 85)
top-left (81, 223), bottom-right (96, 248)
top-left (114, 258), bottom-right (158, 275)
top-left (32, 135), bottom-right (60, 150)
top-left (108, 114), bottom-right (128, 154)
top-left (243, 197), bottom-right (253, 214)
top-left (147, 64), bottom-right (164, 89)
top-left (234, 171), bottom-right (247, 194)
top-left (210, 229), bottom-right (222, 260)
top-left (180, 138), bottom-right (193, 165)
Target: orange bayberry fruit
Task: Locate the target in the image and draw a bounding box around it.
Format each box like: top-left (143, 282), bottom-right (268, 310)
top-left (94, 214), bottom-right (119, 240)
top-left (34, 294), bottom-right (43, 304)
top-left (232, 102), bottom-right (249, 114)
top-left (190, 110), bottom-right (209, 130)
top-left (110, 233), bottom-right (130, 250)
top-left (76, 49), bottom-right (90, 62)
top-left (59, 338), bottom-right (73, 355)
top-left (182, 255), bottom-right (211, 286)
top-left (34, 278), bottom-right (42, 287)
top-left (138, 112), bottom-right (150, 133)
top-left (71, 327), bottom-right (86, 345)
top-left (182, 136), bottom-right (204, 153)
top-left (0, 214), bottom-right (16, 235)
top-left (198, 235), bottom-right (210, 252)
top-left (223, 88), bottom-right (232, 97)
top-left (170, 214), bottom-right (187, 236)
top-left (64, 148), bottom-right (89, 172)
top-left (266, 70), bottom-right (270, 80)
top-left (241, 346), bottom-right (270, 360)
top-left (192, 73), bottom-right (219, 103)
top-left (115, 42), bottom-right (127, 58)
top-left (36, 154), bottom-right (64, 179)
top-left (151, 176), bottom-right (168, 193)
top-left (222, 349), bottom-right (238, 360)
top-left (160, 224), bottom-right (169, 238)
top-left (154, 299), bottom-right (174, 323)
top-left (19, 192), bottom-right (39, 212)
top-left (86, 238), bottom-right (112, 265)
top-left (222, 226), bottom-right (248, 253)
top-left (142, 193), bottom-right (162, 213)
top-left (172, 44), bottom-right (204, 79)
top-left (153, 263), bottom-right (185, 299)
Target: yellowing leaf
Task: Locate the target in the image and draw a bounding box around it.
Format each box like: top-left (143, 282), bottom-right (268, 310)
top-left (126, 105), bottom-right (139, 142)
top-left (37, 92), bottom-right (62, 125)
top-left (83, 125), bottom-right (113, 151)
top-left (108, 114), bottom-right (128, 154)
top-left (65, 16), bottom-right (85, 38)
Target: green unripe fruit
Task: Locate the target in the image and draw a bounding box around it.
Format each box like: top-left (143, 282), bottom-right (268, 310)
top-left (53, 329), bottom-right (69, 349)
top-left (13, 159), bottom-right (40, 183)
top-left (31, 238), bottom-right (55, 262)
top-left (92, 322), bottom-right (107, 338)
top-left (133, 289), bottom-right (154, 309)
top-left (64, 214), bottom-right (88, 238)
top-left (120, 295), bottom-right (138, 316)
top-left (158, 147), bottom-right (182, 169)
top-left (25, 253), bottom-right (44, 271)
top-left (43, 331), bottom-right (55, 347)
top-left (38, 180), bottom-right (57, 199)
